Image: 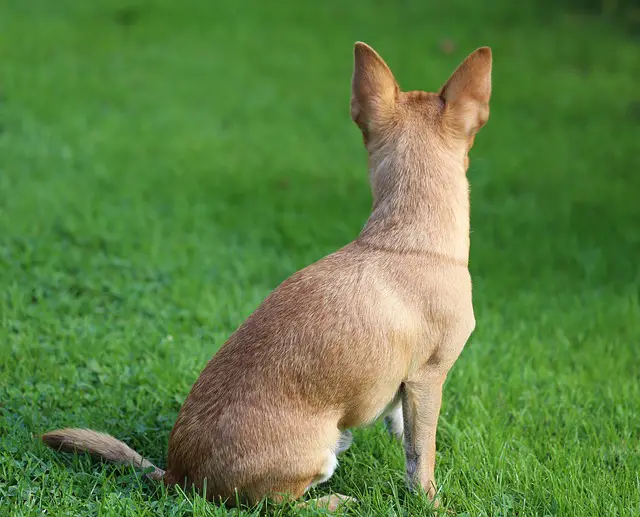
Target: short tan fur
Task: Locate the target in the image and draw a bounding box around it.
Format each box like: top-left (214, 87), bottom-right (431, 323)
top-left (42, 42), bottom-right (492, 510)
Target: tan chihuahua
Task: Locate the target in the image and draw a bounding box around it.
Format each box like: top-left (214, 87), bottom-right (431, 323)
top-left (42, 42), bottom-right (491, 510)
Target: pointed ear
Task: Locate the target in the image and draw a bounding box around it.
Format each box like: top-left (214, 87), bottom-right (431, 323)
top-left (440, 47), bottom-right (492, 136)
top-left (351, 42), bottom-right (399, 138)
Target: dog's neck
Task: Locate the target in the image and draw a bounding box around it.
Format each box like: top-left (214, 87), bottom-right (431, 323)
top-left (357, 148), bottom-right (470, 265)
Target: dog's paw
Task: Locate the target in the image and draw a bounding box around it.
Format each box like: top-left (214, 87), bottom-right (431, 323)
top-left (315, 494), bottom-right (357, 511)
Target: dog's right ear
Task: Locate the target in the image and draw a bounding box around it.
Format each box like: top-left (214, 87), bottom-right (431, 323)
top-left (351, 42), bottom-right (399, 140)
top-left (439, 47), bottom-right (492, 138)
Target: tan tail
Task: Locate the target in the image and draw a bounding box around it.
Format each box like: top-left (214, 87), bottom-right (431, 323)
top-left (41, 428), bottom-right (165, 480)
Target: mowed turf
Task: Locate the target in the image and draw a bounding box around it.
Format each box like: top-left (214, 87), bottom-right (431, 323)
top-left (1, 1), bottom-right (639, 515)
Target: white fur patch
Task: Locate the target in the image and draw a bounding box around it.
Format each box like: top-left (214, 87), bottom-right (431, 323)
top-left (311, 452), bottom-right (338, 487)
top-left (387, 404), bottom-right (404, 439)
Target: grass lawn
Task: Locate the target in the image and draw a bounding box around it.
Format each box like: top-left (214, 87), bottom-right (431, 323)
top-left (1, 0), bottom-right (639, 515)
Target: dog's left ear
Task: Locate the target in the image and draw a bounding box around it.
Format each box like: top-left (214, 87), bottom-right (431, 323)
top-left (440, 47), bottom-right (492, 137)
top-left (351, 42), bottom-right (399, 140)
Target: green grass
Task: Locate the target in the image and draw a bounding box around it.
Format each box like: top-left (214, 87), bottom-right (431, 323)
top-left (1, 1), bottom-right (639, 515)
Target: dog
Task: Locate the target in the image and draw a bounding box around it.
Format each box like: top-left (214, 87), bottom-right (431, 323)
top-left (42, 42), bottom-right (491, 511)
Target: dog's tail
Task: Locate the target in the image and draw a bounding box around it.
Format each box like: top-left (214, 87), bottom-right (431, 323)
top-left (41, 428), bottom-right (165, 480)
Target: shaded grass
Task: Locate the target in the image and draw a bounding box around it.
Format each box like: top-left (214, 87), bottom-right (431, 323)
top-left (1, 0), bottom-right (639, 515)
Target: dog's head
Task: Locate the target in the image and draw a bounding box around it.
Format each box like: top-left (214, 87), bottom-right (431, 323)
top-left (351, 42), bottom-right (492, 197)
